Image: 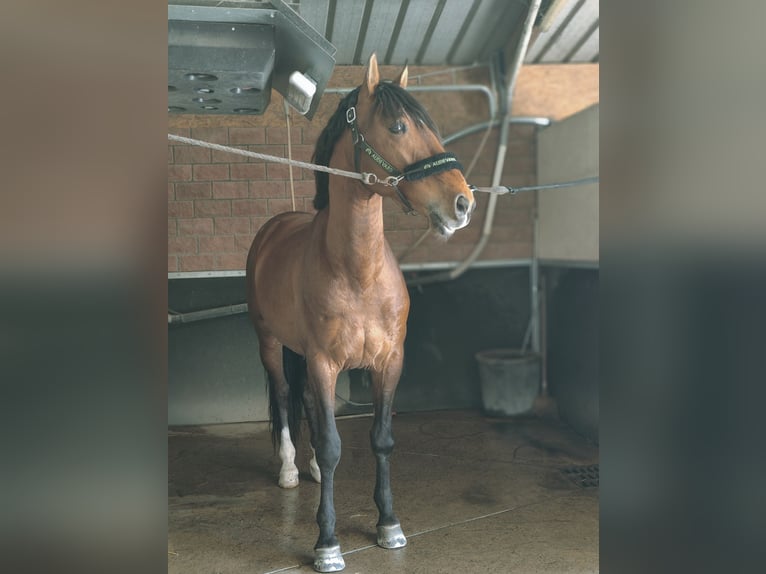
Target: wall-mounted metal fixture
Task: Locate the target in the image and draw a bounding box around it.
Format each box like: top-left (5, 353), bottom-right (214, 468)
top-left (168, 1), bottom-right (336, 119)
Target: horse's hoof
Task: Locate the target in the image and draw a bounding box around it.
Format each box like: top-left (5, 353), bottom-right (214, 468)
top-left (377, 523), bottom-right (407, 549)
top-left (313, 545), bottom-right (345, 572)
top-left (278, 467), bottom-right (299, 489)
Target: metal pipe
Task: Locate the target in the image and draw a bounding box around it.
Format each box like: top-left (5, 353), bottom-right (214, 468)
top-left (406, 0), bottom-right (543, 288)
top-left (530, 204), bottom-right (540, 353)
top-left (443, 117), bottom-right (550, 145)
top-left (168, 303), bottom-right (249, 324)
top-left (167, 258), bottom-right (536, 282)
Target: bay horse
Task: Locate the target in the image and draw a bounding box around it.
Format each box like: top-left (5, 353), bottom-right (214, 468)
top-left (246, 53), bottom-right (475, 572)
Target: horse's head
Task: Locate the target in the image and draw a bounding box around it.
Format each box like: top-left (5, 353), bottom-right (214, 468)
top-left (352, 53), bottom-right (476, 238)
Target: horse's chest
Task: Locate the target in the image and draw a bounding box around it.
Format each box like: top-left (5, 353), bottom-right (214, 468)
top-left (314, 295), bottom-right (405, 369)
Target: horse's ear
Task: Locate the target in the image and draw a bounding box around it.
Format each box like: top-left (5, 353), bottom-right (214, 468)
top-left (394, 64), bottom-right (408, 89)
top-left (364, 53), bottom-right (380, 95)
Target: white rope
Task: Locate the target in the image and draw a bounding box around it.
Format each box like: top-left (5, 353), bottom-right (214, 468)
top-left (283, 100), bottom-right (297, 211)
top-left (168, 134), bottom-right (366, 182)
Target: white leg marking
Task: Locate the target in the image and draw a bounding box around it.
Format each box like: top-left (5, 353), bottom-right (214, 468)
top-left (309, 446), bottom-right (322, 483)
top-left (278, 426), bottom-right (299, 489)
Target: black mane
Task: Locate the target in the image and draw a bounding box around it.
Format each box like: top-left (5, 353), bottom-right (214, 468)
top-left (312, 82), bottom-right (440, 210)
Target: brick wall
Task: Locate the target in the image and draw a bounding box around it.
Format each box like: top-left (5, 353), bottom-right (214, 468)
top-left (168, 65), bottom-right (546, 273)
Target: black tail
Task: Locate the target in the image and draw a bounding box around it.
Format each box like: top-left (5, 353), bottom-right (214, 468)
top-left (268, 346), bottom-right (306, 449)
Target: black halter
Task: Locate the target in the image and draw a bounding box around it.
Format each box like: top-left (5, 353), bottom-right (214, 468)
top-left (345, 105), bottom-right (463, 215)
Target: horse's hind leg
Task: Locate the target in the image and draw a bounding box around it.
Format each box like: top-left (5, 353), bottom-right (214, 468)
top-left (260, 336), bottom-right (300, 489)
top-left (369, 356), bottom-right (407, 549)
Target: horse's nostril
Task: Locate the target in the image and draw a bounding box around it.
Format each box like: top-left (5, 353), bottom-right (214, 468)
top-left (456, 194), bottom-right (470, 216)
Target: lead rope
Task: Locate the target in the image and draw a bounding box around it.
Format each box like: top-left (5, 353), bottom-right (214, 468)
top-left (167, 134), bottom-right (598, 195)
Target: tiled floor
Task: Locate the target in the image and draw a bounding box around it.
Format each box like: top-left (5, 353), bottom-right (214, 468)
top-left (168, 410), bottom-right (599, 573)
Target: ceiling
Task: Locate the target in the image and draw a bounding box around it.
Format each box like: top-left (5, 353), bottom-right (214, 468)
top-left (170, 0), bottom-right (599, 67)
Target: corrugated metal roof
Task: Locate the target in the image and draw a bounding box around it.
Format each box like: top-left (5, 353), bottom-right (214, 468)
top-left (525, 0), bottom-right (599, 63)
top-left (171, 0), bottom-right (598, 66)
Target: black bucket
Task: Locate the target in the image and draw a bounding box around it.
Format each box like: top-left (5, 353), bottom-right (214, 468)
top-left (475, 349), bottom-right (541, 416)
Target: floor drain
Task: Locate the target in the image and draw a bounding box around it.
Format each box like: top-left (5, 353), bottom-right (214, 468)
top-left (561, 464), bottom-right (599, 488)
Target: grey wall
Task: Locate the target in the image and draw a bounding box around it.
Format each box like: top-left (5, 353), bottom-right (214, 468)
top-left (544, 266), bottom-right (599, 443)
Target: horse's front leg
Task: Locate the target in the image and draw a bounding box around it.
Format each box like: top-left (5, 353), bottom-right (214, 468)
top-left (370, 353), bottom-right (407, 549)
top-left (307, 358), bottom-right (345, 573)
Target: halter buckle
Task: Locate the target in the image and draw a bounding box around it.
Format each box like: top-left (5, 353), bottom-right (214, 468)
top-left (345, 106), bottom-right (356, 124)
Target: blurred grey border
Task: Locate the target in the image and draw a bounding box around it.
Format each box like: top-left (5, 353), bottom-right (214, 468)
top-left (2, 1), bottom-right (766, 573)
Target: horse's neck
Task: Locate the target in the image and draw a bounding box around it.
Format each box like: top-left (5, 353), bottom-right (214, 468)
top-left (324, 180), bottom-right (388, 283)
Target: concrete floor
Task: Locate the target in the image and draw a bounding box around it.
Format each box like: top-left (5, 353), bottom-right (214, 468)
top-left (168, 410), bottom-right (599, 573)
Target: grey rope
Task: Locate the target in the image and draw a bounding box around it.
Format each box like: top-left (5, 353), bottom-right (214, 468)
top-left (471, 176), bottom-right (600, 195)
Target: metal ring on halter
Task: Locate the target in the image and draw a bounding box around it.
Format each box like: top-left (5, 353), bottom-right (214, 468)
top-left (362, 172), bottom-right (379, 185)
top-left (383, 175), bottom-right (405, 187)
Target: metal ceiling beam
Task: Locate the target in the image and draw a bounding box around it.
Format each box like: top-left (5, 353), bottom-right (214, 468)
top-left (414, 0), bottom-right (447, 65)
top-left (445, 0), bottom-right (482, 65)
top-left (562, 17), bottom-right (599, 62)
top-left (384, 0), bottom-right (411, 65)
top-left (532, 0), bottom-right (587, 63)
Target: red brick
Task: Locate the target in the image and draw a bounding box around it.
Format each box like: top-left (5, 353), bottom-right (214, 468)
top-left (215, 217), bottom-right (251, 235)
top-left (290, 180), bottom-right (316, 198)
top-left (211, 147), bottom-right (248, 163)
top-left (193, 164), bottom-right (230, 181)
top-left (230, 163), bottom-right (266, 180)
top-left (266, 126), bottom-right (303, 145)
top-left (168, 164), bottom-right (191, 181)
top-left (168, 236), bottom-right (197, 254)
top-left (213, 181), bottom-right (249, 199)
top-left (179, 254), bottom-right (215, 271)
top-left (215, 253), bottom-right (247, 270)
top-left (169, 127), bottom-right (190, 138)
top-left (266, 163), bottom-right (291, 179)
top-left (229, 127), bottom-right (265, 145)
top-left (177, 218), bottom-right (214, 235)
top-left (232, 199), bottom-right (268, 216)
top-left (190, 126), bottom-right (228, 145)
top-left (251, 216), bottom-right (271, 234)
top-left (249, 180), bottom-right (286, 198)
top-left (168, 219), bottom-right (177, 236)
top-left (268, 198), bottom-right (295, 214)
top-left (168, 255), bottom-right (178, 272)
top-left (175, 182), bottom-right (211, 199)
top-left (167, 182), bottom-right (175, 201)
top-left (194, 200), bottom-right (231, 216)
top-left (198, 235), bottom-right (239, 253)
top-left (168, 201), bottom-right (194, 218)
top-left (235, 235), bottom-right (253, 251)
top-left (173, 145), bottom-right (211, 164)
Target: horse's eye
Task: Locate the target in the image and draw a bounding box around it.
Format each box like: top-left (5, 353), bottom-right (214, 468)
top-left (389, 120), bottom-right (407, 135)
